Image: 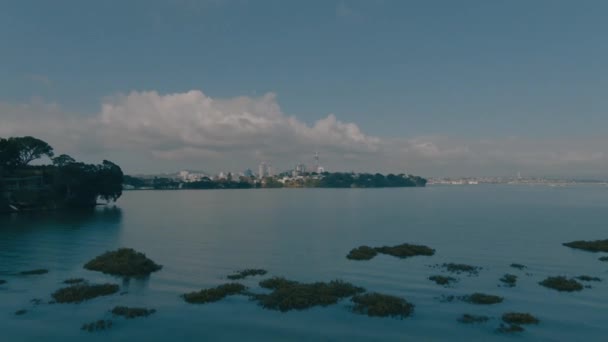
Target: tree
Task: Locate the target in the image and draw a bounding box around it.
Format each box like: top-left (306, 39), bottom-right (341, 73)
top-left (0, 136), bottom-right (54, 170)
top-left (52, 154), bottom-right (76, 167)
top-left (53, 160), bottom-right (124, 207)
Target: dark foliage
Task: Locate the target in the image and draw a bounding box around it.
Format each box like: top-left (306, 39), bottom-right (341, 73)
top-left (52, 283), bottom-right (119, 303)
top-left (576, 275), bottom-right (601, 282)
top-left (440, 263), bottom-right (481, 275)
top-left (15, 309), bottom-right (27, 316)
top-left (563, 239), bottom-right (608, 253)
top-left (253, 278), bottom-right (364, 312)
top-left (510, 263), bottom-right (527, 270)
top-left (462, 293), bottom-right (503, 305)
top-left (346, 246), bottom-right (378, 260)
top-left (429, 275), bottom-right (458, 286)
top-left (19, 269), bottom-right (48, 275)
top-left (500, 274), bottom-right (518, 287)
top-left (458, 314), bottom-right (489, 324)
top-left (111, 306), bottom-right (156, 319)
top-left (502, 312), bottom-right (539, 325)
top-left (351, 292), bottom-right (414, 319)
top-left (375, 243), bottom-right (435, 258)
top-left (539, 276), bottom-right (583, 292)
top-left (81, 320), bottom-right (112, 332)
top-left (317, 172), bottom-right (426, 188)
top-left (84, 248), bottom-right (162, 277)
top-left (227, 269), bottom-right (268, 280)
top-left (182, 283), bottom-right (247, 304)
top-left (0, 136), bottom-right (54, 170)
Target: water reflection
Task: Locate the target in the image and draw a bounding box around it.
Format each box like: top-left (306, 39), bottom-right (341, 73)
top-left (0, 206), bottom-right (124, 274)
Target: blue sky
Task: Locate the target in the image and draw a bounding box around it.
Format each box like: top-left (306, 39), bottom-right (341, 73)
top-left (1, 0), bottom-right (607, 177)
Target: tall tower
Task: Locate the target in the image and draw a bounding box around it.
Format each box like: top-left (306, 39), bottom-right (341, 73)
top-left (314, 152), bottom-right (320, 172)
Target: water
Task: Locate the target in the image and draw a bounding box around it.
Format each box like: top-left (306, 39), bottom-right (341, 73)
top-left (1, 185), bottom-right (607, 341)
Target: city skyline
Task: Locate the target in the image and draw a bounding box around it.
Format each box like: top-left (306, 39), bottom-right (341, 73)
top-left (1, 1), bottom-right (608, 178)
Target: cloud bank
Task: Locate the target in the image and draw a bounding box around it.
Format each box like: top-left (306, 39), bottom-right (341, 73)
top-left (1, 89), bottom-right (607, 177)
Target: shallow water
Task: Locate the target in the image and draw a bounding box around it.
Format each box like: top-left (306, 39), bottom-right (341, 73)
top-left (1, 185), bottom-right (607, 341)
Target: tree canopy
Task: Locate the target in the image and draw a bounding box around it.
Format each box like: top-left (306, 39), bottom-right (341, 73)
top-left (0, 136), bottom-right (54, 170)
top-left (1, 136), bottom-right (123, 209)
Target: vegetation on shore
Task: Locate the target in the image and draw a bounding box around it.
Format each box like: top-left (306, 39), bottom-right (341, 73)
top-left (1, 136), bottom-right (123, 212)
top-left (253, 277), bottom-right (364, 312)
top-left (111, 306), bottom-right (156, 319)
top-left (563, 239), bottom-right (608, 253)
top-left (539, 276), bottom-right (583, 292)
top-left (429, 275), bottom-right (458, 286)
top-left (123, 172), bottom-right (427, 190)
top-left (351, 293), bottom-right (414, 319)
top-left (462, 293), bottom-right (503, 305)
top-left (84, 248), bottom-right (162, 277)
top-left (458, 314), bottom-right (489, 324)
top-left (182, 283), bottom-right (247, 304)
top-left (52, 283), bottom-right (120, 303)
top-left (227, 269), bottom-right (268, 280)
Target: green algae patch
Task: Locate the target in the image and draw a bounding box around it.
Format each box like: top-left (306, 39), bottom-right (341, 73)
top-left (599, 256), bottom-right (608, 262)
top-left (458, 314), bottom-right (489, 324)
top-left (111, 306), bottom-right (156, 319)
top-left (576, 275), bottom-right (601, 282)
top-left (15, 309), bottom-right (27, 316)
top-left (81, 320), bottom-right (112, 332)
top-left (539, 276), bottom-right (583, 292)
top-left (510, 263), bottom-right (526, 270)
top-left (497, 323), bottom-right (524, 334)
top-left (259, 277), bottom-right (299, 290)
top-left (429, 275), bottom-right (457, 286)
top-left (347, 246), bottom-right (378, 260)
top-left (253, 278), bottom-right (365, 312)
top-left (84, 248), bottom-right (162, 277)
top-left (19, 269), bottom-right (48, 275)
top-left (52, 283), bottom-right (119, 303)
top-left (502, 312), bottom-right (539, 325)
top-left (351, 292), bottom-right (414, 319)
top-left (0, 280), bottom-right (6, 285)
top-left (500, 274), bottom-right (517, 287)
top-left (439, 263), bottom-right (481, 275)
top-left (375, 243), bottom-right (435, 258)
top-left (563, 239), bottom-right (608, 252)
top-left (63, 278), bottom-right (86, 285)
top-left (183, 283), bottom-right (246, 304)
top-left (227, 269), bottom-right (267, 280)
top-left (463, 293), bottom-right (503, 305)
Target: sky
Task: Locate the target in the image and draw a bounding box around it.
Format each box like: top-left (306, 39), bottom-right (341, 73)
top-left (1, 0), bottom-right (607, 178)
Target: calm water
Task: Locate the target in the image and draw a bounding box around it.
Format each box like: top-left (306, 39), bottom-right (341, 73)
top-left (1, 185), bottom-right (607, 341)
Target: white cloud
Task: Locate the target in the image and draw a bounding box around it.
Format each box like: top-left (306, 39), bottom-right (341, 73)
top-left (1, 89), bottom-right (607, 177)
